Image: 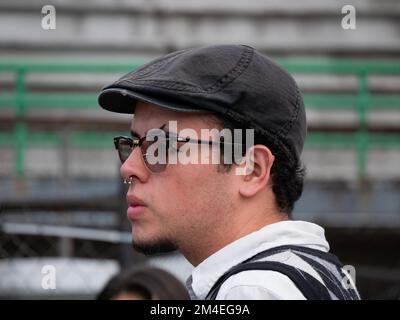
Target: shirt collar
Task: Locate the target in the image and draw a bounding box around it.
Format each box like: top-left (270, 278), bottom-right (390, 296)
top-left (186, 220), bottom-right (329, 299)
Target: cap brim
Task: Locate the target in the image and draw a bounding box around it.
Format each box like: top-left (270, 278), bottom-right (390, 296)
top-left (98, 88), bottom-right (205, 114)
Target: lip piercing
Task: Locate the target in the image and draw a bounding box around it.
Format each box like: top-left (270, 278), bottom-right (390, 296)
top-left (124, 177), bottom-right (134, 185)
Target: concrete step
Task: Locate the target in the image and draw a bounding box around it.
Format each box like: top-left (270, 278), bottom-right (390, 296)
top-left (0, 0), bottom-right (399, 57)
top-left (1, 147), bottom-right (400, 180)
top-left (2, 108), bottom-right (399, 130)
top-left (1, 72), bottom-right (400, 93)
top-left (2, 0), bottom-right (400, 16)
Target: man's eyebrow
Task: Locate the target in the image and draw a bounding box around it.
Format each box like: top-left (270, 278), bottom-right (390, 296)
top-left (130, 129), bottom-right (141, 138)
top-left (130, 124), bottom-right (167, 138)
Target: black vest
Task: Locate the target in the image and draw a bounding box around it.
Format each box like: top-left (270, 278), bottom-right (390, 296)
top-left (206, 245), bottom-right (361, 300)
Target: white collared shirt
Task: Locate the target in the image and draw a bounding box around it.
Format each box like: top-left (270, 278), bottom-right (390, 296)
top-left (186, 220), bottom-right (331, 300)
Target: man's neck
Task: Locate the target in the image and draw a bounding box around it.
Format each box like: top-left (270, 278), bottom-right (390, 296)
top-left (182, 207), bottom-right (288, 267)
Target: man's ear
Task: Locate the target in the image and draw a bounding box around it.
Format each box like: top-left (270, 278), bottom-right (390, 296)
top-left (238, 145), bottom-right (275, 198)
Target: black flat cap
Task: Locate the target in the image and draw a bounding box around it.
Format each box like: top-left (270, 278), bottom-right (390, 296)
top-left (98, 44), bottom-right (306, 163)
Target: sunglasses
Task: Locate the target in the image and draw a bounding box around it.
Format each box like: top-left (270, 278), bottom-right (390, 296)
top-left (113, 126), bottom-right (245, 173)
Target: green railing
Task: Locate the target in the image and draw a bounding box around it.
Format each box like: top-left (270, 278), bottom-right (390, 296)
top-left (1, 59), bottom-right (400, 179)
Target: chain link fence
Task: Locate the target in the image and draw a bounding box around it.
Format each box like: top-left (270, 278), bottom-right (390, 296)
top-left (0, 177), bottom-right (191, 299)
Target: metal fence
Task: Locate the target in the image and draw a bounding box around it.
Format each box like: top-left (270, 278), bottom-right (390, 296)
top-left (1, 59), bottom-right (400, 179)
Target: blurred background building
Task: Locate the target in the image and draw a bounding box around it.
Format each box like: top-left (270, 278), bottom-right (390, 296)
top-left (0, 0), bottom-right (399, 299)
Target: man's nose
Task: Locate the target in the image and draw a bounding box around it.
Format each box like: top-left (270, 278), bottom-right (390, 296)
top-left (120, 147), bottom-right (149, 183)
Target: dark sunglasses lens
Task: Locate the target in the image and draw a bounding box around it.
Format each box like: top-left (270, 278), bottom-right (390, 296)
top-left (140, 138), bottom-right (168, 173)
top-left (117, 138), bottom-right (132, 163)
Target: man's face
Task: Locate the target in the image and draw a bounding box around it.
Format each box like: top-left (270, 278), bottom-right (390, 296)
top-left (120, 101), bottom-right (236, 258)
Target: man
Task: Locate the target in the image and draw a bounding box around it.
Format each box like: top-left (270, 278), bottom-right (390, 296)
top-left (98, 44), bottom-right (360, 300)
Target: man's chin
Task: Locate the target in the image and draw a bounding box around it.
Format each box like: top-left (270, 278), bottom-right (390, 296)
top-left (132, 239), bottom-right (178, 255)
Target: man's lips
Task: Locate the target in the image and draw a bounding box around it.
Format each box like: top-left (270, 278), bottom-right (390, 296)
top-left (127, 205), bottom-right (146, 219)
top-left (127, 194), bottom-right (146, 207)
top-left (126, 194), bottom-right (147, 219)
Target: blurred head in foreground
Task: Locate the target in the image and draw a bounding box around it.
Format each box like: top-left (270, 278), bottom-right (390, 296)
top-left (96, 266), bottom-right (190, 300)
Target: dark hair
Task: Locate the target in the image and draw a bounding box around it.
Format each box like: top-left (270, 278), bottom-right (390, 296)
top-left (211, 115), bottom-right (306, 215)
top-left (96, 266), bottom-right (190, 300)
